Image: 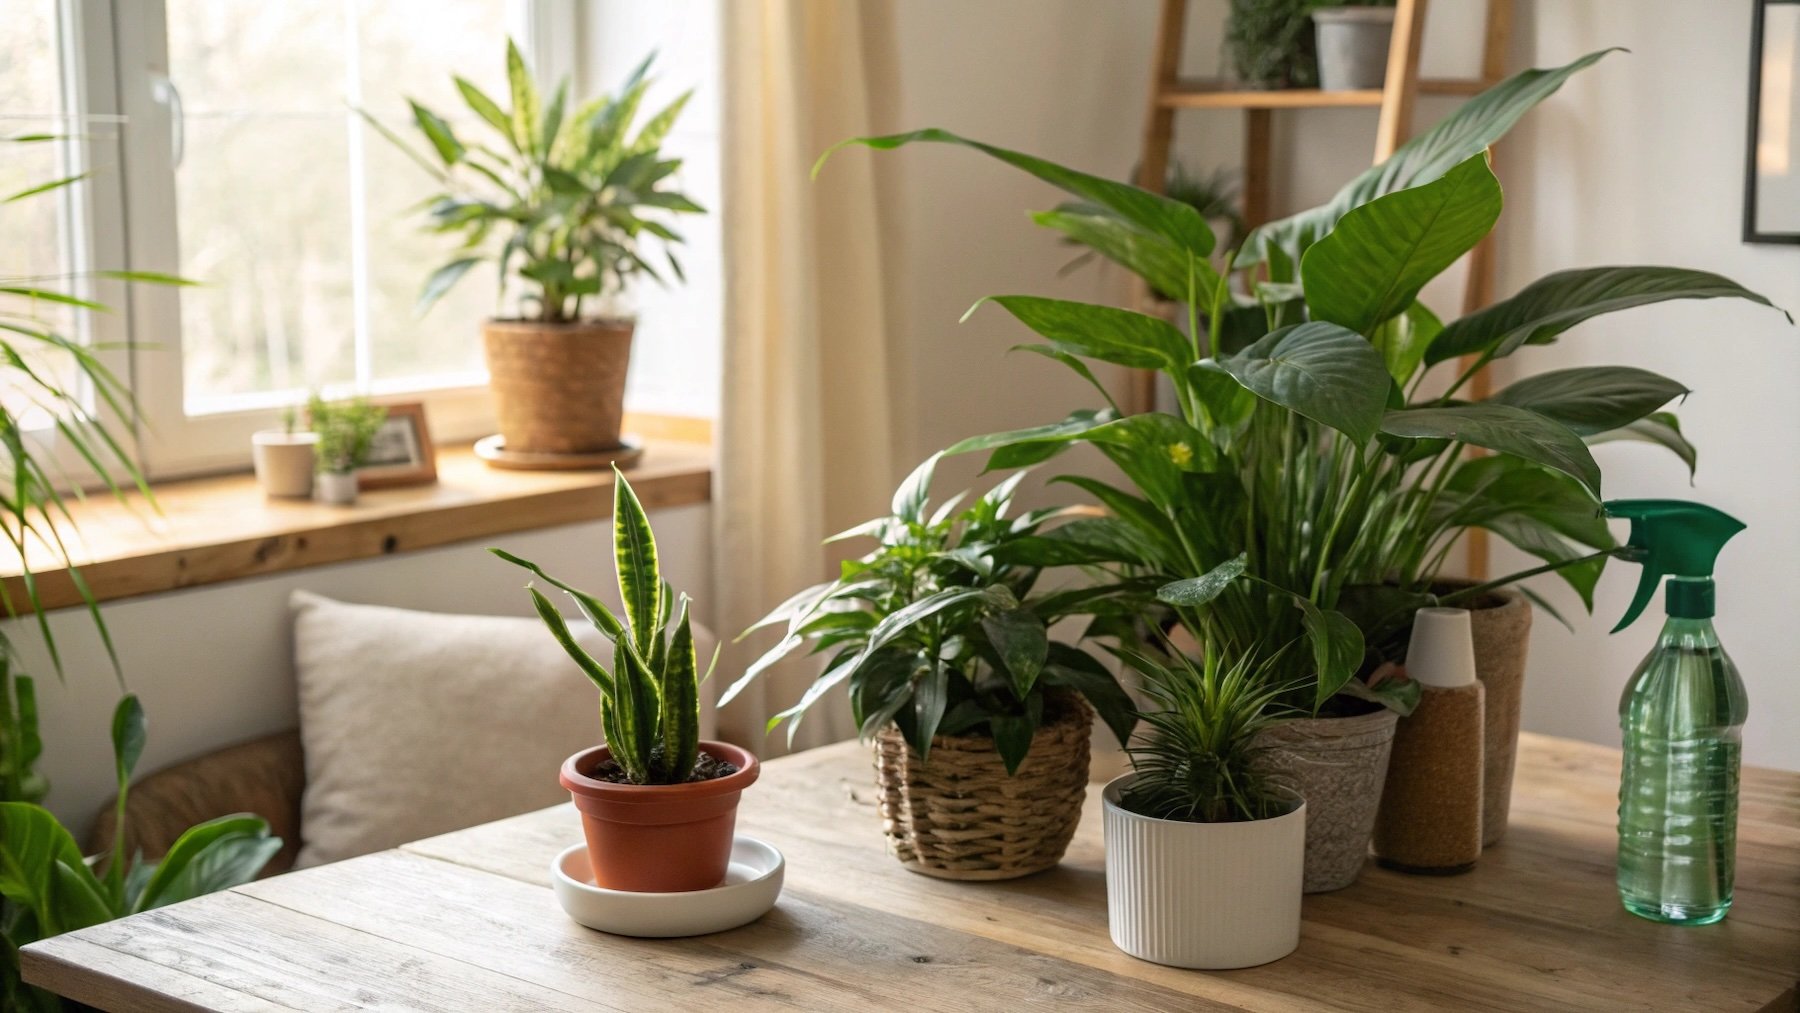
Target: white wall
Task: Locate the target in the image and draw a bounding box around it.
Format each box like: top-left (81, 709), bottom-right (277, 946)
top-left (12, 504), bottom-right (711, 837)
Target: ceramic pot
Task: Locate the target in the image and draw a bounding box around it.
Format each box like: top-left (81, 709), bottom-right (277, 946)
top-left (1103, 774), bottom-right (1305, 969)
top-left (483, 318), bottom-right (634, 456)
top-left (1254, 708), bottom-right (1399, 892)
top-left (560, 741), bottom-right (760, 893)
top-left (1464, 588), bottom-right (1532, 846)
top-left (1314, 7), bottom-right (1395, 90)
top-left (251, 430), bottom-right (317, 498)
top-left (314, 470), bottom-right (358, 506)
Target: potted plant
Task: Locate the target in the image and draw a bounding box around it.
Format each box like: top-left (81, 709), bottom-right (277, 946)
top-left (816, 51), bottom-right (1786, 885)
top-left (1104, 642), bottom-right (1304, 969)
top-left (494, 469), bottom-right (757, 893)
top-left (251, 406), bottom-right (318, 499)
top-left (1227, 0), bottom-right (1319, 90)
top-left (308, 395), bottom-right (386, 506)
top-left (720, 456), bottom-right (1138, 880)
top-left (1311, 0), bottom-right (1399, 91)
top-left (371, 42), bottom-right (703, 462)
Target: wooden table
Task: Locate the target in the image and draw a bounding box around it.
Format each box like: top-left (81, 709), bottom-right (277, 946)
top-left (22, 733), bottom-right (1800, 1011)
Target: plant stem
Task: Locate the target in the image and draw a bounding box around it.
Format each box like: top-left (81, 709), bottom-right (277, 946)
top-left (1437, 546), bottom-right (1629, 604)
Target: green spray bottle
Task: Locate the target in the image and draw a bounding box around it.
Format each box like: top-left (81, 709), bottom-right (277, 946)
top-left (1604, 499), bottom-right (1747, 925)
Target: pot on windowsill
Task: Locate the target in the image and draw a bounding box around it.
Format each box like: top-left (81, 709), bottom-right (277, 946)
top-left (1103, 775), bottom-right (1305, 969)
top-left (1252, 704), bottom-right (1399, 892)
top-left (483, 318), bottom-right (634, 457)
top-left (874, 692), bottom-right (1093, 881)
top-left (251, 430), bottom-right (318, 499)
top-left (314, 470), bottom-right (359, 506)
top-left (560, 741), bottom-right (760, 893)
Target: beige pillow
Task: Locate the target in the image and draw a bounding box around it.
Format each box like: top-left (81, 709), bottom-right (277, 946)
top-left (291, 591), bottom-right (680, 867)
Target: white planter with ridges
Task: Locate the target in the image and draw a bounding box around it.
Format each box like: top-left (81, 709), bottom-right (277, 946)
top-left (1102, 774), bottom-right (1305, 969)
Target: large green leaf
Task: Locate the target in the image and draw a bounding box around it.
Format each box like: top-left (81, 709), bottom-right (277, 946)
top-left (1427, 266), bottom-right (1790, 366)
top-left (1437, 456), bottom-right (1614, 606)
top-left (131, 814), bottom-right (278, 913)
top-left (945, 409), bottom-right (1117, 464)
top-left (660, 598), bottom-right (700, 781)
top-left (1370, 301), bottom-right (1443, 386)
top-left (815, 128), bottom-right (1213, 256)
top-left (974, 296), bottom-right (1191, 373)
top-left (1156, 553), bottom-right (1247, 607)
top-left (1381, 403), bottom-right (1602, 496)
top-left (611, 469), bottom-right (662, 656)
top-left (1242, 50), bottom-right (1617, 267)
top-left (1041, 644), bottom-right (1137, 747)
top-left (980, 607), bottom-right (1049, 700)
top-left (1217, 322), bottom-right (1391, 443)
top-left (1588, 410), bottom-right (1697, 479)
top-left (1032, 207), bottom-right (1217, 303)
top-left (1302, 153), bottom-right (1502, 335)
top-left (0, 803), bottom-right (112, 937)
top-left (1081, 413), bottom-right (1216, 512)
top-left (1490, 365), bottom-right (1687, 435)
top-left (1301, 605), bottom-right (1364, 711)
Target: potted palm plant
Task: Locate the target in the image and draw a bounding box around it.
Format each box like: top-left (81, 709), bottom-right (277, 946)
top-left (308, 395), bottom-right (387, 506)
top-left (721, 456), bottom-right (1137, 880)
top-left (494, 470), bottom-right (757, 893)
top-left (816, 50), bottom-right (1786, 887)
top-left (372, 41), bottom-right (703, 463)
top-left (1104, 642), bottom-right (1304, 969)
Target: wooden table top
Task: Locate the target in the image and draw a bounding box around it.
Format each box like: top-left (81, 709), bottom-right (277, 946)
top-left (22, 732), bottom-right (1800, 1011)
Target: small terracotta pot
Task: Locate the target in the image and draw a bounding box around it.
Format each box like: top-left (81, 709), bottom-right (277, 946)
top-left (560, 741), bottom-right (760, 893)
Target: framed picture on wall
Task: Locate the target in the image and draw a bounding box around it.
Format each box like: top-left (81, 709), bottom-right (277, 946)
top-left (1746, 0), bottom-right (1800, 243)
top-left (357, 402), bottom-right (437, 489)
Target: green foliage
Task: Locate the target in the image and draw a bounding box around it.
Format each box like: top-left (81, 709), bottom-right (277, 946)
top-left (0, 695), bottom-right (279, 1010)
top-left (1227, 0), bottom-right (1318, 89)
top-left (306, 395), bottom-right (386, 474)
top-left (719, 457), bottom-right (1137, 774)
top-left (1118, 642), bottom-right (1298, 823)
top-left (494, 469), bottom-right (708, 784)
top-left (369, 40), bottom-right (703, 324)
top-left (817, 51), bottom-right (1788, 726)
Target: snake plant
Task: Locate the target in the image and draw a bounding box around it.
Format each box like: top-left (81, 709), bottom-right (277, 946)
top-left (493, 469), bottom-right (708, 784)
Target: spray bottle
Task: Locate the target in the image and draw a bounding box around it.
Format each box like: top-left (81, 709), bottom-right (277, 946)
top-left (1604, 499), bottom-right (1747, 925)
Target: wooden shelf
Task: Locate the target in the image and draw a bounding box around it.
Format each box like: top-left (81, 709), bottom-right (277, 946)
top-left (0, 441), bottom-right (713, 611)
top-left (1160, 81), bottom-right (1385, 109)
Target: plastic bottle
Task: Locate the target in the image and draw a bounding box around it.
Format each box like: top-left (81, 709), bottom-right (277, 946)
top-left (1604, 499), bottom-right (1748, 926)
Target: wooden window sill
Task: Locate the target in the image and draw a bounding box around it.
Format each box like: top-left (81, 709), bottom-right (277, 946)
top-left (0, 440), bottom-right (713, 611)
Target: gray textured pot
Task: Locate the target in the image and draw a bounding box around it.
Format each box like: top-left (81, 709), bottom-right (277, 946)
top-left (1314, 7), bottom-right (1395, 91)
top-left (1255, 708), bottom-right (1399, 892)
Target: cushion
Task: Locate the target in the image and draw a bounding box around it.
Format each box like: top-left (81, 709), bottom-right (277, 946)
top-left (291, 591), bottom-right (707, 867)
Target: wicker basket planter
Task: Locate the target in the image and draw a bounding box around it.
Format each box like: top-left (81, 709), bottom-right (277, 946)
top-left (873, 694), bottom-right (1093, 880)
top-left (482, 318), bottom-right (634, 456)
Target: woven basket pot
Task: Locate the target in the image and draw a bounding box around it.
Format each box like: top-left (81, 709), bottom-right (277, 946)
top-left (873, 694), bottom-right (1093, 881)
top-left (482, 318), bottom-right (633, 455)
top-left (1253, 708), bottom-right (1399, 893)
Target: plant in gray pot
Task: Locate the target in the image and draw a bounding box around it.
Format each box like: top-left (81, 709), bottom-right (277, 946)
top-left (1104, 642), bottom-right (1304, 969)
top-left (371, 41), bottom-right (703, 465)
top-left (1311, 0), bottom-right (1398, 91)
top-left (309, 395), bottom-right (386, 506)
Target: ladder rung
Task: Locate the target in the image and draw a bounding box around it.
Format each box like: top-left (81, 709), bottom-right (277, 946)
top-left (1159, 81), bottom-right (1385, 109)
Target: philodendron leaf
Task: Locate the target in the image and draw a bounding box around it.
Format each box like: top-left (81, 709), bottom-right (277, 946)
top-left (981, 607), bottom-right (1049, 700)
top-left (1156, 553), bottom-right (1247, 607)
top-left (1427, 265), bottom-right (1789, 366)
top-left (1381, 402), bottom-right (1602, 497)
top-left (0, 802), bottom-right (112, 937)
top-left (1302, 153), bottom-right (1502, 335)
top-left (1490, 365), bottom-right (1687, 435)
top-left (1588, 410), bottom-right (1697, 479)
top-left (974, 296), bottom-right (1192, 373)
top-left (1241, 49), bottom-right (1618, 267)
top-left (612, 468), bottom-right (662, 656)
top-left (815, 128), bottom-right (1214, 257)
top-left (1218, 322), bottom-right (1391, 443)
top-left (1300, 605), bottom-right (1364, 711)
top-left (132, 814), bottom-right (278, 913)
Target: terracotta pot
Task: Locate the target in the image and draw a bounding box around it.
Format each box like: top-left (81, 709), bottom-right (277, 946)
top-left (1104, 775), bottom-right (1304, 969)
top-left (483, 318), bottom-right (634, 455)
top-left (1254, 708), bottom-right (1399, 892)
top-left (1464, 588), bottom-right (1532, 847)
top-left (251, 430), bottom-right (317, 498)
top-left (560, 741), bottom-right (759, 893)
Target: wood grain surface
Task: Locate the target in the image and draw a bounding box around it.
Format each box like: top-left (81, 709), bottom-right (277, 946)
top-left (22, 733), bottom-right (1800, 1011)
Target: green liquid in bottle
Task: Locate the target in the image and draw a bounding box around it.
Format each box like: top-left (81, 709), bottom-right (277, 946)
top-left (1616, 615), bottom-right (1748, 925)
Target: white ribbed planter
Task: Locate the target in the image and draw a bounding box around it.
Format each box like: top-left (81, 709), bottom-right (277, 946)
top-left (1102, 774), bottom-right (1305, 969)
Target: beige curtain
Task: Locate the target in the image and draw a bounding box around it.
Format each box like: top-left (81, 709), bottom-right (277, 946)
top-left (713, 0), bottom-right (900, 755)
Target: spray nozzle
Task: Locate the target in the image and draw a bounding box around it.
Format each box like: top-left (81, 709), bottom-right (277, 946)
top-left (1603, 499), bottom-right (1745, 632)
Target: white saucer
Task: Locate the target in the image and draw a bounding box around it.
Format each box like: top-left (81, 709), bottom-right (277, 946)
top-left (551, 836), bottom-right (785, 938)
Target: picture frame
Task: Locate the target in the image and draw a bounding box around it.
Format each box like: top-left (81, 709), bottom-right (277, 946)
top-left (357, 402), bottom-right (437, 489)
top-left (1745, 0), bottom-right (1800, 244)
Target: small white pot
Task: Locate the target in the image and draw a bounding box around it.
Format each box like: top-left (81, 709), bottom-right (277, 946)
top-left (314, 470), bottom-right (359, 506)
top-left (1103, 774), bottom-right (1305, 969)
top-left (251, 430), bottom-right (318, 499)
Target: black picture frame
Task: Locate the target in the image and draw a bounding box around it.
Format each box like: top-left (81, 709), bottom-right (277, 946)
top-left (1746, 0), bottom-right (1800, 244)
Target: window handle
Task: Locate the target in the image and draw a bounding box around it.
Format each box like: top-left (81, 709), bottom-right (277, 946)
top-left (151, 74), bottom-right (185, 169)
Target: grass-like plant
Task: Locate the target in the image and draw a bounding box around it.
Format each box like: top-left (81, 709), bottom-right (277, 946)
top-left (494, 469), bottom-right (708, 784)
top-left (368, 40), bottom-right (704, 323)
top-left (307, 395), bottom-right (386, 475)
top-left (719, 455), bottom-right (1137, 773)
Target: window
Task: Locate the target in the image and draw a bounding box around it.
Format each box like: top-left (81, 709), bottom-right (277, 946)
top-left (6, 0), bottom-right (721, 479)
